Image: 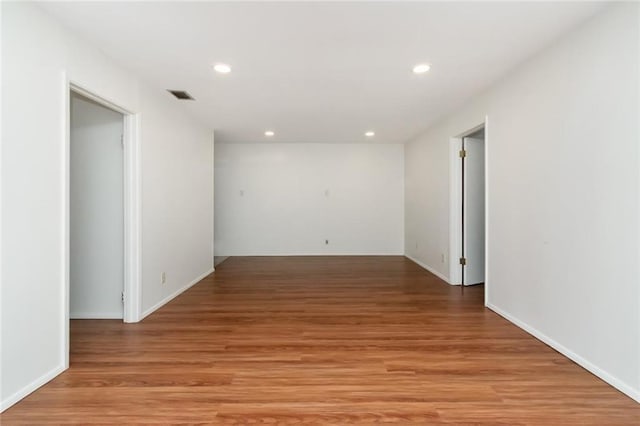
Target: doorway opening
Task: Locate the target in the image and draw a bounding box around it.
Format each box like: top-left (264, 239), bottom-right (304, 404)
top-left (64, 82), bottom-right (141, 368)
top-left (70, 92), bottom-right (125, 319)
top-left (449, 120), bottom-right (488, 301)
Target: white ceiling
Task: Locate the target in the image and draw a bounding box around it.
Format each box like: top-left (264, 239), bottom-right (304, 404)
top-left (40, 1), bottom-right (606, 144)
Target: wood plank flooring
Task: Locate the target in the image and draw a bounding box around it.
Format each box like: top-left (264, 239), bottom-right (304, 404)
top-left (2, 256), bottom-right (639, 424)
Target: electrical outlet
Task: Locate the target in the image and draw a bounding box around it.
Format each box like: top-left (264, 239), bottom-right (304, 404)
top-left (161, 272), bottom-right (166, 284)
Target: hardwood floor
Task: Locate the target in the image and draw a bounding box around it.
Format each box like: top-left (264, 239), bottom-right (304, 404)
top-left (2, 256), bottom-right (639, 424)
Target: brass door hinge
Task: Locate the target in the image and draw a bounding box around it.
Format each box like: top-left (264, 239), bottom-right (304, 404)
top-left (459, 149), bottom-right (466, 158)
top-left (459, 257), bottom-right (466, 266)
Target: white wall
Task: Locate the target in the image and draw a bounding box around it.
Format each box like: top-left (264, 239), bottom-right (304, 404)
top-left (139, 86), bottom-right (215, 317)
top-left (1, 2), bottom-right (214, 410)
top-left (215, 143), bottom-right (404, 255)
top-left (405, 3), bottom-right (639, 401)
top-left (70, 94), bottom-right (124, 319)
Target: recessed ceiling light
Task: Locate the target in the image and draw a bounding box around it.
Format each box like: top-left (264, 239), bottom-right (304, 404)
top-left (213, 63), bottom-right (231, 74)
top-left (264, 130), bottom-right (275, 137)
top-left (412, 63), bottom-right (431, 74)
top-left (365, 131), bottom-right (375, 137)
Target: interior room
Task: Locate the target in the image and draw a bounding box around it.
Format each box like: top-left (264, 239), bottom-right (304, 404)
top-left (1, 1), bottom-right (639, 423)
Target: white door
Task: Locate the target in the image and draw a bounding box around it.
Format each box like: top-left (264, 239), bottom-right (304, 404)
top-left (70, 93), bottom-right (124, 318)
top-left (462, 137), bottom-right (485, 285)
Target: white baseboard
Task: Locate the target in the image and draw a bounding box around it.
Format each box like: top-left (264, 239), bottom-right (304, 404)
top-left (1, 267), bottom-right (216, 412)
top-left (487, 302), bottom-right (640, 404)
top-left (216, 253), bottom-right (405, 257)
top-left (404, 255), bottom-right (451, 284)
top-left (140, 267), bottom-right (215, 321)
top-left (1, 364), bottom-right (66, 412)
top-left (70, 312), bottom-right (123, 319)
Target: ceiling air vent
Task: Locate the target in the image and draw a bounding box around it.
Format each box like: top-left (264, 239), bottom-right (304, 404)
top-left (167, 90), bottom-right (195, 100)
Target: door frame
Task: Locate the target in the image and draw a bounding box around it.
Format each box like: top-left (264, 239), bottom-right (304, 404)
top-left (62, 78), bottom-right (142, 368)
top-left (449, 117), bottom-right (489, 303)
